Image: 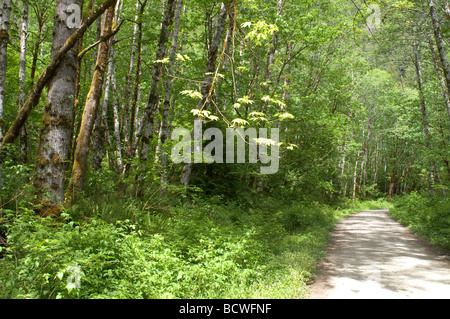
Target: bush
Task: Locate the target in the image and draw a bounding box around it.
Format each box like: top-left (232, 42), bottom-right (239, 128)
top-left (0, 205), bottom-right (263, 299)
top-left (0, 194), bottom-right (360, 299)
top-left (390, 192), bottom-right (450, 250)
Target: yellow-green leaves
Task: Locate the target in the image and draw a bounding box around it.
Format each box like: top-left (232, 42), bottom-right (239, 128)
top-left (181, 90), bottom-right (203, 100)
top-left (275, 112), bottom-right (295, 121)
top-left (191, 109), bottom-right (219, 121)
top-left (233, 96), bottom-right (254, 110)
top-left (231, 118), bottom-right (250, 127)
top-left (244, 21), bottom-right (279, 45)
top-left (262, 96), bottom-right (286, 108)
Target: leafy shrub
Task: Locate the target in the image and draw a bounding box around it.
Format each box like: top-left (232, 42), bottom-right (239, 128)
top-left (390, 192), bottom-right (450, 250)
top-left (0, 205), bottom-right (262, 299)
top-left (0, 193), bottom-right (360, 299)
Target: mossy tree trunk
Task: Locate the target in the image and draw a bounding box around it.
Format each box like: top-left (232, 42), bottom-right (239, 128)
top-left (33, 0), bottom-right (83, 217)
top-left (69, 2), bottom-right (116, 200)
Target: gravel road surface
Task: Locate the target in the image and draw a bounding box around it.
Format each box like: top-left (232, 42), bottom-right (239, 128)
top-left (310, 210), bottom-right (450, 299)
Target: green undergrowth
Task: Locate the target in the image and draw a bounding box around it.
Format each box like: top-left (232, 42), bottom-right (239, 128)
top-left (390, 192), bottom-right (450, 251)
top-left (0, 195), bottom-right (390, 299)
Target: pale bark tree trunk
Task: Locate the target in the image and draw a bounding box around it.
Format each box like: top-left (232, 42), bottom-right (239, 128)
top-left (343, 161), bottom-right (350, 197)
top-left (428, 0), bottom-right (450, 112)
top-left (109, 0), bottom-right (123, 172)
top-left (111, 49), bottom-right (123, 171)
top-left (339, 143), bottom-right (347, 196)
top-left (357, 129), bottom-right (365, 198)
top-left (137, 0), bottom-right (176, 164)
top-left (33, 0), bottom-right (83, 216)
top-left (352, 153), bottom-right (360, 201)
top-left (414, 38), bottom-right (444, 193)
top-left (0, 0), bottom-right (11, 188)
top-left (18, 3), bottom-right (29, 163)
top-left (266, 0), bottom-right (284, 84)
top-left (373, 137), bottom-right (380, 185)
top-left (71, 0), bottom-right (95, 159)
top-left (262, 0), bottom-right (284, 113)
top-left (121, 0), bottom-right (140, 151)
top-left (0, 0), bottom-right (12, 143)
top-left (424, 25), bottom-right (450, 118)
top-left (72, 0), bottom-right (95, 161)
top-left (358, 104), bottom-right (374, 198)
top-left (70, 2), bottom-right (116, 199)
top-left (160, 0), bottom-right (183, 187)
top-left (130, 15), bottom-right (144, 162)
top-left (180, 3), bottom-right (227, 187)
top-left (120, 0), bottom-right (148, 183)
top-left (30, 9), bottom-right (46, 86)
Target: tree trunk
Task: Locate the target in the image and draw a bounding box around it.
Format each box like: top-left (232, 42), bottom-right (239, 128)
top-left (70, 3), bottom-right (116, 199)
top-left (137, 0), bottom-right (176, 164)
top-left (352, 152), bottom-right (360, 201)
top-left (180, 3), bottom-right (228, 187)
top-left (30, 10), bottom-right (46, 86)
top-left (91, 44), bottom-right (112, 172)
top-left (18, 3), bottom-right (29, 163)
top-left (428, 0), bottom-right (450, 111)
top-left (262, 0), bottom-right (284, 113)
top-left (424, 24), bottom-right (450, 118)
top-left (160, 0), bottom-right (183, 187)
top-left (108, 0), bottom-right (123, 172)
top-left (111, 48), bottom-right (123, 171)
top-left (266, 0), bottom-right (284, 84)
top-left (414, 38), bottom-right (437, 190)
top-left (0, 0), bottom-right (12, 143)
top-left (121, 0), bottom-right (140, 152)
top-left (120, 0), bottom-right (149, 183)
top-left (33, 0), bottom-right (83, 217)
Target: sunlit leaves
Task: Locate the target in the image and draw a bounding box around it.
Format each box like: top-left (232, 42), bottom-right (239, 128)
top-left (191, 109), bottom-right (219, 121)
top-left (181, 90), bottom-right (203, 99)
top-left (275, 112), bottom-right (295, 121)
top-left (231, 118), bottom-right (250, 128)
top-left (244, 21), bottom-right (279, 45)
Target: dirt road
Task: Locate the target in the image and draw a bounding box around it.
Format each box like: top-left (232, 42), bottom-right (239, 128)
top-left (310, 210), bottom-right (450, 299)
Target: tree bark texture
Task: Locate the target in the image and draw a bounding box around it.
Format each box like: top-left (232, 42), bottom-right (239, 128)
top-left (33, 0), bottom-right (83, 216)
top-left (18, 3), bottom-right (29, 163)
top-left (137, 0), bottom-right (176, 163)
top-left (70, 2), bottom-right (116, 197)
top-left (0, 0), bottom-right (12, 143)
top-left (428, 0), bottom-right (450, 110)
top-left (180, 3), bottom-right (227, 187)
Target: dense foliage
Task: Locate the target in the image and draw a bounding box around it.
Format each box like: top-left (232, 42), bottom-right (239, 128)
top-left (0, 191), bottom-right (386, 299)
top-left (0, 0), bottom-right (449, 299)
top-left (390, 192), bottom-right (450, 250)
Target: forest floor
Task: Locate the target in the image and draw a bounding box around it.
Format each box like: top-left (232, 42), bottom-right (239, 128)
top-left (309, 210), bottom-right (450, 299)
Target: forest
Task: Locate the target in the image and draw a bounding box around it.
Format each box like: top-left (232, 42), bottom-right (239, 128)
top-left (0, 0), bottom-right (448, 299)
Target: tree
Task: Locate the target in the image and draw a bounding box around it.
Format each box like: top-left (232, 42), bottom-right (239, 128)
top-left (70, 1), bottom-right (117, 199)
top-left (0, 0), bottom-right (12, 143)
top-left (18, 2), bottom-right (29, 163)
top-left (33, 0), bottom-right (84, 217)
top-left (180, 2), bottom-right (228, 187)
